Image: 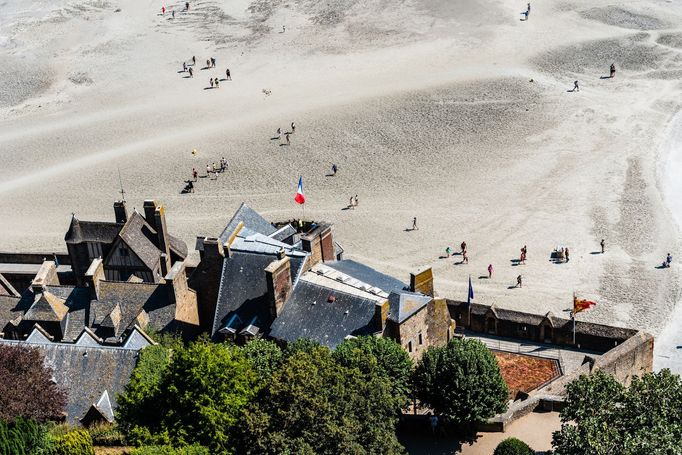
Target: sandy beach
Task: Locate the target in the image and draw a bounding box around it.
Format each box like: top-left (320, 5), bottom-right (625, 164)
top-left (2, 0), bottom-right (682, 366)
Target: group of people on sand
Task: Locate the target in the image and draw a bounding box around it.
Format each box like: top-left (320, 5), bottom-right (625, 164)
top-left (273, 122), bottom-right (296, 145)
top-left (184, 158), bottom-right (228, 193)
top-left (180, 56), bottom-right (232, 86)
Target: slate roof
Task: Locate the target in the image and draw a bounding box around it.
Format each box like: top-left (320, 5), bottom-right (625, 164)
top-left (65, 218), bottom-right (121, 244)
top-left (212, 252), bottom-right (275, 338)
top-left (269, 280), bottom-right (379, 348)
top-left (23, 291), bottom-right (69, 322)
top-left (387, 291), bottom-right (431, 323)
top-left (116, 211), bottom-right (161, 271)
top-left (219, 203), bottom-right (277, 243)
top-left (325, 260), bottom-right (407, 294)
top-left (0, 338), bottom-right (143, 424)
top-left (0, 295), bottom-right (23, 331)
top-left (168, 234), bottom-right (188, 258)
top-left (269, 224), bottom-right (297, 242)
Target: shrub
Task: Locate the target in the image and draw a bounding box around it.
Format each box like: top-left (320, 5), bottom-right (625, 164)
top-left (87, 422), bottom-right (126, 446)
top-left (0, 345), bottom-right (66, 422)
top-left (0, 418), bottom-right (51, 455)
top-left (48, 426), bottom-right (94, 455)
top-left (494, 437), bottom-right (534, 455)
top-left (130, 445), bottom-right (210, 455)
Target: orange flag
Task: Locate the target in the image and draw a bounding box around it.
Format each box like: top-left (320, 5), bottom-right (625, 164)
top-left (573, 295), bottom-right (596, 315)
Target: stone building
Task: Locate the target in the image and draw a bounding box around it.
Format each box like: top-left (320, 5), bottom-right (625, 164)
top-left (191, 203), bottom-right (453, 355)
top-left (0, 324), bottom-right (154, 425)
top-left (66, 200), bottom-right (188, 285)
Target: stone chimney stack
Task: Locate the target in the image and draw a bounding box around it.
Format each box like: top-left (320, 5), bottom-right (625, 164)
top-left (31, 261), bottom-right (59, 293)
top-left (265, 250), bottom-right (292, 321)
top-left (410, 268), bottom-right (434, 297)
top-left (85, 258), bottom-right (104, 300)
top-left (189, 237), bottom-right (225, 332)
top-left (114, 200), bottom-right (128, 224)
top-left (143, 199), bottom-right (157, 226)
top-left (374, 300), bottom-right (389, 334)
top-left (300, 223), bottom-right (335, 268)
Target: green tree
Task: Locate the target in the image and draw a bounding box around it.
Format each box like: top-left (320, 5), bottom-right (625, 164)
top-left (494, 437), bottom-right (534, 455)
top-left (160, 340), bottom-right (260, 453)
top-left (413, 338), bottom-right (508, 425)
top-left (116, 344), bottom-right (173, 439)
top-left (241, 339), bottom-right (283, 382)
top-left (552, 369), bottom-right (682, 454)
top-left (239, 344), bottom-right (405, 454)
top-left (0, 418), bottom-right (51, 455)
top-left (334, 336), bottom-right (414, 408)
top-left (283, 338), bottom-right (321, 357)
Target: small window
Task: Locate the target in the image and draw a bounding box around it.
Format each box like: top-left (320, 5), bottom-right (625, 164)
top-left (418, 333), bottom-right (423, 345)
top-left (407, 341), bottom-right (413, 353)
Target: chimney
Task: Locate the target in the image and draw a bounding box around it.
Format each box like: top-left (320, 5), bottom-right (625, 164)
top-left (84, 258), bottom-right (104, 300)
top-left (190, 237), bottom-right (225, 332)
top-left (374, 300), bottom-right (389, 334)
top-left (114, 200), bottom-right (128, 224)
top-left (160, 253), bottom-right (169, 277)
top-left (143, 199), bottom-right (158, 226)
top-left (31, 261), bottom-right (58, 293)
top-left (300, 223), bottom-right (334, 268)
top-left (154, 205), bottom-right (171, 272)
top-left (265, 252), bottom-right (292, 321)
top-left (165, 261), bottom-right (200, 327)
top-left (410, 268), bottom-right (434, 297)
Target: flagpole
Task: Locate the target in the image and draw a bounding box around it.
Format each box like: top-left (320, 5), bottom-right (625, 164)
top-left (468, 275), bottom-right (472, 328)
top-left (572, 292), bottom-right (576, 345)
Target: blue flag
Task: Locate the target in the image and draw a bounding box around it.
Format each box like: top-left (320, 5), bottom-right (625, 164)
top-left (467, 275), bottom-right (474, 305)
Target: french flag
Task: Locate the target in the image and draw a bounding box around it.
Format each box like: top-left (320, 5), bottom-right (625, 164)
top-left (294, 176), bottom-right (305, 205)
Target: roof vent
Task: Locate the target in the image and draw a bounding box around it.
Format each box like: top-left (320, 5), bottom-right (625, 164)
top-left (344, 310), bottom-right (349, 315)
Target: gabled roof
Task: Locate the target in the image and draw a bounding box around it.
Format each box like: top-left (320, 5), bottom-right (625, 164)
top-left (122, 325), bottom-right (155, 349)
top-left (65, 217), bottom-right (121, 244)
top-left (23, 291), bottom-right (69, 322)
top-left (75, 328), bottom-right (103, 347)
top-left (116, 211), bottom-right (161, 271)
top-left (25, 324), bottom-right (53, 343)
top-left (219, 203), bottom-right (277, 243)
top-left (0, 273), bottom-right (20, 297)
top-left (387, 291), bottom-right (431, 323)
top-left (269, 280), bottom-right (379, 348)
top-left (81, 390), bottom-right (114, 425)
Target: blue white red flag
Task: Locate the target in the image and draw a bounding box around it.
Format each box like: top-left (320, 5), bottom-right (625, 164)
top-left (294, 176), bottom-right (305, 205)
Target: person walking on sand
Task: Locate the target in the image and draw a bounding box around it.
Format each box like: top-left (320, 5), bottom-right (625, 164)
top-left (172, 9), bottom-right (175, 18)
top-left (276, 127), bottom-right (282, 140)
top-left (610, 63), bottom-right (616, 78)
top-left (206, 163), bottom-right (211, 177)
top-left (600, 239), bottom-right (605, 254)
top-left (188, 67), bottom-right (193, 77)
top-left (185, 1), bottom-right (189, 11)
top-left (350, 196), bottom-right (355, 209)
top-left (461, 241), bottom-right (467, 254)
top-left (209, 78), bottom-right (214, 88)
top-left (517, 275), bottom-right (523, 288)
top-left (285, 132), bottom-right (291, 145)
top-left (462, 250), bottom-right (469, 264)
top-left (488, 263), bottom-right (493, 278)
top-left (331, 164), bottom-right (338, 175)
top-left (162, 6), bottom-right (165, 15)
top-left (226, 68), bottom-right (231, 80)
top-left (183, 62), bottom-right (187, 72)
top-left (412, 217), bottom-right (418, 231)
top-left (565, 247), bottom-right (570, 262)
top-left (354, 194), bottom-right (358, 206)
top-left (446, 247), bottom-right (452, 257)
top-left (192, 168), bottom-right (198, 181)
top-left (291, 121), bottom-right (296, 133)
top-left (192, 55), bottom-right (196, 65)
top-left (215, 78), bottom-right (219, 88)
top-left (211, 57), bottom-right (216, 68)
top-left (573, 80), bottom-right (580, 92)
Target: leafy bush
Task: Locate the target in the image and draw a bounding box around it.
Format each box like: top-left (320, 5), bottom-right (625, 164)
top-left (0, 345), bottom-right (66, 422)
top-left (87, 422), bottom-right (126, 446)
top-left (494, 437), bottom-right (534, 455)
top-left (414, 338), bottom-right (508, 425)
top-left (130, 444), bottom-right (210, 455)
top-left (241, 339), bottom-right (283, 382)
top-left (48, 426), bottom-right (94, 455)
top-left (0, 418), bottom-right (51, 455)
